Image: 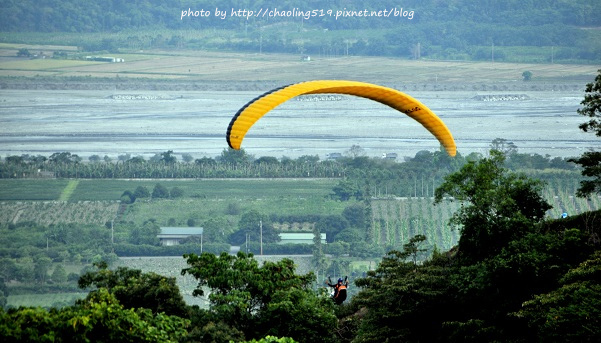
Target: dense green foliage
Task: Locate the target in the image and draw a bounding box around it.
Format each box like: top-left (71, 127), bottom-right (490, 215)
top-left (1, 1), bottom-right (600, 61)
top-left (181, 252), bottom-right (337, 342)
top-left (78, 261), bottom-right (189, 317)
top-left (570, 70), bottom-right (601, 196)
top-left (514, 250), bottom-right (601, 342)
top-left (435, 150), bottom-right (552, 263)
top-left (2, 207), bottom-right (600, 342)
top-left (0, 288), bottom-right (190, 342)
top-left (576, 70), bottom-right (601, 137)
top-left (1, 258), bottom-right (329, 342)
top-left (347, 153), bottom-right (600, 342)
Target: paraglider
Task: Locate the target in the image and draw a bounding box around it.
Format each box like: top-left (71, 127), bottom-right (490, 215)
top-left (326, 276), bottom-right (349, 305)
top-left (226, 80), bottom-right (456, 156)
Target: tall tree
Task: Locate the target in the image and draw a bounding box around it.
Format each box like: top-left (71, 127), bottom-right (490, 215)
top-left (49, 151), bottom-right (80, 164)
top-left (182, 252), bottom-right (337, 342)
top-left (161, 150), bottom-right (177, 164)
top-left (350, 157), bottom-right (594, 342)
top-left (345, 145), bottom-right (366, 158)
top-left (78, 262), bottom-right (189, 317)
top-left (219, 148), bottom-right (252, 165)
top-left (352, 237), bottom-right (450, 342)
top-left (311, 225), bottom-right (328, 274)
top-left (229, 210), bottom-right (279, 245)
top-left (569, 69), bottom-right (601, 196)
top-left (434, 150), bottom-right (551, 264)
top-left (33, 256), bottom-right (52, 284)
top-left (575, 70), bottom-right (601, 136)
top-left (490, 137), bottom-right (518, 156)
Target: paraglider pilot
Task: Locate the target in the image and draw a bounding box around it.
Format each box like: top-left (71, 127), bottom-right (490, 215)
top-left (326, 276), bottom-right (349, 305)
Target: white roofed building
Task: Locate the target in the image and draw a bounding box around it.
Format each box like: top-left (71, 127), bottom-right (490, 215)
top-left (157, 227), bottom-right (203, 246)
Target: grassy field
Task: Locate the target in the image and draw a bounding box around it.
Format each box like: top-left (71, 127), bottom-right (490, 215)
top-left (0, 179), bottom-right (70, 200)
top-left (6, 293), bottom-right (88, 309)
top-left (1, 43), bottom-right (598, 83)
top-left (0, 178), bottom-right (338, 201)
top-left (123, 196), bottom-right (349, 227)
top-left (0, 178), bottom-right (346, 226)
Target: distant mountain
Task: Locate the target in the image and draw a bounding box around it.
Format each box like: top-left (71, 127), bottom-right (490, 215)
top-left (1, 0), bottom-right (600, 61)
top-left (3, 0), bottom-right (600, 32)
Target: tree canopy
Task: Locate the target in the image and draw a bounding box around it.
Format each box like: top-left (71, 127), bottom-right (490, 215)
top-left (347, 152), bottom-right (598, 342)
top-left (181, 252), bottom-right (338, 343)
top-left (78, 261), bottom-right (188, 317)
top-left (435, 150), bottom-right (551, 263)
top-left (0, 288), bottom-right (189, 343)
top-left (570, 69), bottom-right (601, 197)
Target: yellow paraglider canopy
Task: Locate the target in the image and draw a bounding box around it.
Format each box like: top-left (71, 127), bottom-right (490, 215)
top-left (226, 80), bottom-right (456, 156)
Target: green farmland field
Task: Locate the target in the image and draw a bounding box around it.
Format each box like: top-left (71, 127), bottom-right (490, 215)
top-left (0, 178), bottom-right (349, 227)
top-left (0, 178), bottom-right (339, 202)
top-left (1, 177), bottom-right (599, 250)
top-left (0, 179), bottom-right (70, 200)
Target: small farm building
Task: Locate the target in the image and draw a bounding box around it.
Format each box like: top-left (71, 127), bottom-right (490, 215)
top-left (157, 227), bottom-right (203, 246)
top-left (278, 233), bottom-right (326, 245)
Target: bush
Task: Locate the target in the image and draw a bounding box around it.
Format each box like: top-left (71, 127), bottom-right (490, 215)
top-left (225, 203), bottom-right (241, 215)
top-left (326, 241), bottom-right (350, 257)
top-left (133, 186), bottom-right (150, 199)
top-left (51, 265), bottom-right (67, 283)
top-left (152, 183), bottom-right (169, 199)
top-left (170, 187), bottom-right (184, 198)
top-left (120, 194), bottom-right (134, 204)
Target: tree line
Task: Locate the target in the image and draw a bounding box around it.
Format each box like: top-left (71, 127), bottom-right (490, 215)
top-left (1, 150), bottom-right (346, 179)
top-left (0, 144), bottom-right (580, 199)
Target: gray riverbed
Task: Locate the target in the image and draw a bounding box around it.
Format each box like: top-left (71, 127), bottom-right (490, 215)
top-left (0, 89), bottom-right (597, 160)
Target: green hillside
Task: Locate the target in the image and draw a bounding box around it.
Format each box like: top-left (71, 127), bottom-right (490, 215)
top-left (1, 0), bottom-right (600, 63)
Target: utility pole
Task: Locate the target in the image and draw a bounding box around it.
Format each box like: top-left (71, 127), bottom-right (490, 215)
top-left (111, 219), bottom-right (114, 253)
top-left (260, 220), bottom-right (263, 255)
